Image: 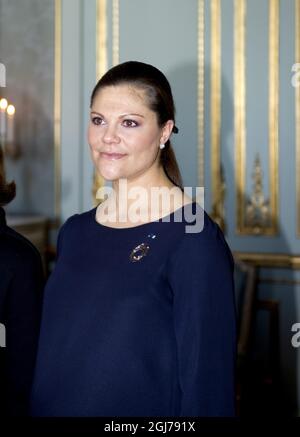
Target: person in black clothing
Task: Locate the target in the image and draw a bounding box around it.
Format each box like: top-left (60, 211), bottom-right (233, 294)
top-left (0, 147), bottom-right (44, 416)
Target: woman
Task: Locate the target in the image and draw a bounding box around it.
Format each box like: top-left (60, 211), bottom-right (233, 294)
top-left (30, 61), bottom-right (236, 417)
top-left (0, 147), bottom-right (44, 416)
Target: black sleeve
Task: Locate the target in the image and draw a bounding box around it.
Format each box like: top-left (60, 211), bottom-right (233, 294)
top-left (4, 249), bottom-right (44, 416)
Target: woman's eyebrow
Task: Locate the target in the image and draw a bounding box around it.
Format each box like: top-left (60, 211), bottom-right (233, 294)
top-left (90, 111), bottom-right (145, 118)
top-left (90, 111), bottom-right (103, 116)
top-left (119, 113), bottom-right (145, 118)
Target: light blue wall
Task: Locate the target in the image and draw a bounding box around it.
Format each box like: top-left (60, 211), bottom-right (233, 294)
top-left (118, 0), bottom-right (199, 191)
top-left (60, 0), bottom-right (83, 219)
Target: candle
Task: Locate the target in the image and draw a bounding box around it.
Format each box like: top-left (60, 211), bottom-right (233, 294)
top-left (6, 104), bottom-right (15, 143)
top-left (0, 98), bottom-right (8, 140)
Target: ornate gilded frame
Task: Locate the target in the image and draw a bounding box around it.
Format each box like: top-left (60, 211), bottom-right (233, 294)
top-left (234, 0), bottom-right (279, 236)
top-left (234, 1), bottom-right (300, 267)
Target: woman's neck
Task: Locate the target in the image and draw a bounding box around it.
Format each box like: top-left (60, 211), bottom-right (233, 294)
top-left (97, 175), bottom-right (191, 227)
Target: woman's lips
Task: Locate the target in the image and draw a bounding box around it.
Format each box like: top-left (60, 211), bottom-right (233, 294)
top-left (100, 152), bottom-right (126, 160)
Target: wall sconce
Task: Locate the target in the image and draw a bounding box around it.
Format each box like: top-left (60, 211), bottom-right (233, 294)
top-left (0, 97), bottom-right (20, 160)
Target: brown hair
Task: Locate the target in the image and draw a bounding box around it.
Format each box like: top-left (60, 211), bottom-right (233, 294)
top-left (0, 147), bottom-right (16, 206)
top-left (90, 61), bottom-right (183, 190)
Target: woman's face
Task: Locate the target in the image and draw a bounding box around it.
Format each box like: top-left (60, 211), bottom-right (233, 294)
top-left (88, 84), bottom-right (173, 182)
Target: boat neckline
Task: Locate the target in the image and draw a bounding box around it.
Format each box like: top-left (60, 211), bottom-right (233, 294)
top-left (93, 201), bottom-right (197, 231)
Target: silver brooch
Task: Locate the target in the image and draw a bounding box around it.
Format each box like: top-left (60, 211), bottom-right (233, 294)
top-left (129, 233), bottom-right (157, 262)
top-left (129, 243), bottom-right (150, 262)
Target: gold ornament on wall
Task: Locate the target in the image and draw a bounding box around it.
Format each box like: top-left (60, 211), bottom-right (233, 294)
top-left (245, 153), bottom-right (271, 234)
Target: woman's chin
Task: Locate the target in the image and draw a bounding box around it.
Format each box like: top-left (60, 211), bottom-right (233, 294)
top-left (96, 168), bottom-right (124, 182)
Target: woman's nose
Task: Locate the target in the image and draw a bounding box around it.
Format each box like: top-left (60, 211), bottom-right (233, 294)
top-left (102, 123), bottom-right (120, 144)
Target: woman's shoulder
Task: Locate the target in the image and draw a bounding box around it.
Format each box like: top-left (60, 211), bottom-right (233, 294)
top-left (170, 207), bottom-right (234, 268)
top-left (1, 225), bottom-right (40, 258)
top-left (0, 225), bottom-right (43, 273)
top-left (55, 208), bottom-right (97, 254)
top-left (58, 207), bottom-right (96, 233)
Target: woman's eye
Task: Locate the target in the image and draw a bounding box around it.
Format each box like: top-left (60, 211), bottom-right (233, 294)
top-left (91, 117), bottom-right (104, 126)
top-left (122, 119), bottom-right (138, 128)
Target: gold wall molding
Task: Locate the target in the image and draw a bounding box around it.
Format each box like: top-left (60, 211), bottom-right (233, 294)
top-left (93, 0), bottom-right (120, 205)
top-left (259, 277), bottom-right (300, 286)
top-left (296, 0), bottom-right (300, 236)
top-left (96, 0), bottom-right (119, 76)
top-left (54, 0), bottom-right (61, 219)
top-left (198, 0), bottom-right (205, 189)
top-left (234, 252), bottom-right (300, 270)
top-left (268, 0), bottom-right (279, 235)
top-left (210, 0), bottom-right (226, 231)
top-left (93, 0), bottom-right (108, 205)
top-left (211, 163), bottom-right (226, 232)
top-left (235, 0), bottom-right (279, 235)
top-left (235, 0), bottom-right (246, 234)
top-left (112, 0), bottom-right (119, 66)
top-left (96, 0), bottom-right (107, 80)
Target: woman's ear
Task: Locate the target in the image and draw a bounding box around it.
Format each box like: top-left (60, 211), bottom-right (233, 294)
top-left (160, 120), bottom-right (174, 144)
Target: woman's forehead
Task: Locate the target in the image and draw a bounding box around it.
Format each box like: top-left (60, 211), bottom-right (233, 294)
top-left (96, 84), bottom-right (146, 101)
top-left (92, 84), bottom-right (153, 115)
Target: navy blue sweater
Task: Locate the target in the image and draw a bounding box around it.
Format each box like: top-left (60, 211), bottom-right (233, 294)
top-left (30, 202), bottom-right (236, 417)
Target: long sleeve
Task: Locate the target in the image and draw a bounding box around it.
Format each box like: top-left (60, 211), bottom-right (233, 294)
top-left (167, 216), bottom-right (237, 416)
top-left (3, 241), bottom-right (44, 416)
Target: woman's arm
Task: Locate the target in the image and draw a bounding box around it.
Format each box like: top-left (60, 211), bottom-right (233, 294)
top-left (167, 215), bottom-right (237, 416)
top-left (4, 244), bottom-right (44, 416)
